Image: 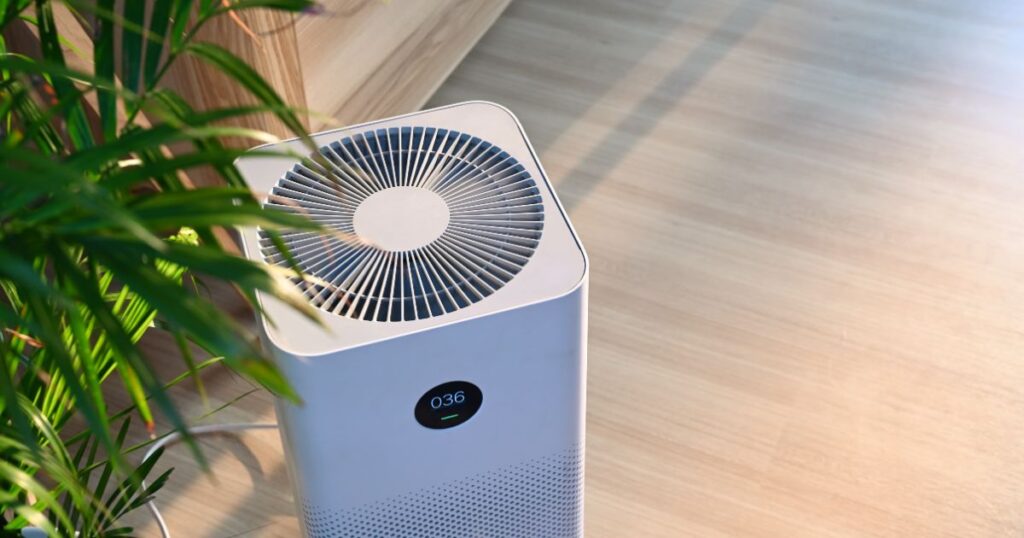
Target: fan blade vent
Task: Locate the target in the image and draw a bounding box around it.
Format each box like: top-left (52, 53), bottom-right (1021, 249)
top-left (258, 127), bottom-right (545, 322)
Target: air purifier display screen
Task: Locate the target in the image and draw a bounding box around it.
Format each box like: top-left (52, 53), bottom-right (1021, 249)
top-left (415, 380), bottom-right (483, 429)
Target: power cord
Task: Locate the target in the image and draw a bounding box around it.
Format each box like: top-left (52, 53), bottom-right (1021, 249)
top-left (19, 422), bottom-right (280, 538)
top-left (142, 423), bottom-right (279, 538)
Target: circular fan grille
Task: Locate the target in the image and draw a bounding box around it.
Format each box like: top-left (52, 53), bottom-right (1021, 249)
top-left (258, 127), bottom-right (545, 322)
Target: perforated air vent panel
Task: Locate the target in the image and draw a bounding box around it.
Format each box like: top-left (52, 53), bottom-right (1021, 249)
top-left (301, 447), bottom-right (582, 538)
top-left (258, 127), bottom-right (545, 322)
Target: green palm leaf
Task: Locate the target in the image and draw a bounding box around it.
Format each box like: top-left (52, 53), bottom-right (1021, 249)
top-left (0, 0), bottom-right (324, 534)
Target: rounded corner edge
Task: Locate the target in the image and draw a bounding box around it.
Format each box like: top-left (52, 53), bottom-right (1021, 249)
top-left (451, 100), bottom-right (523, 123)
top-left (559, 249), bottom-right (591, 304)
top-left (256, 305), bottom-right (336, 361)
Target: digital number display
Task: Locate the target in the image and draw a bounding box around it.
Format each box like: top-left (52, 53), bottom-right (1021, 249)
top-left (415, 381), bottom-right (482, 429)
top-left (430, 390), bottom-right (465, 409)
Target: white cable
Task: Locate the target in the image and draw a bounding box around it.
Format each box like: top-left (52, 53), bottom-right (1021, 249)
top-left (18, 423), bottom-right (279, 537)
top-left (142, 422), bottom-right (279, 538)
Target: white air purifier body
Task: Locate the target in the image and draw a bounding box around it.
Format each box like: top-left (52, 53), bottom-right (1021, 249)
top-left (236, 102), bottom-right (588, 537)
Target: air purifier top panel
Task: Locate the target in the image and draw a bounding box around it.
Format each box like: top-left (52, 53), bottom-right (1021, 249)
top-left (236, 102), bottom-right (587, 356)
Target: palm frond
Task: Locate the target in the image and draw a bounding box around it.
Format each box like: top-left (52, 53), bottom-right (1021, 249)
top-left (0, 0), bottom-right (321, 535)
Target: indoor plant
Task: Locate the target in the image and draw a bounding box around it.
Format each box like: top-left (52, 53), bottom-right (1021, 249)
top-left (0, 0), bottom-right (318, 535)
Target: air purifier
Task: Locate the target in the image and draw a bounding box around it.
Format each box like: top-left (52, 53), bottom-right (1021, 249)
top-left (236, 101), bottom-right (588, 537)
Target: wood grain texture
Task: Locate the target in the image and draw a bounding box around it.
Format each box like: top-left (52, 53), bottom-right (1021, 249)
top-left (296, 0), bottom-right (511, 128)
top-left (162, 6), bottom-right (308, 169)
top-left (128, 0), bottom-right (1024, 536)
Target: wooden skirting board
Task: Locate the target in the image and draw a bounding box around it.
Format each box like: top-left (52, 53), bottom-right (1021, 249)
top-left (298, 0), bottom-right (513, 128)
top-left (165, 0), bottom-right (513, 138)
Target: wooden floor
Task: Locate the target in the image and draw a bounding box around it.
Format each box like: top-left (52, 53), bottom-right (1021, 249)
top-left (128, 0), bottom-right (1024, 536)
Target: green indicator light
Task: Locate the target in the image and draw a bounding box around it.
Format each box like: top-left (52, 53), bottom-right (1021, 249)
top-left (441, 414), bottom-right (459, 421)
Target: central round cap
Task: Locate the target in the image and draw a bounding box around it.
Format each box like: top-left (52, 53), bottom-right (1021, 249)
top-left (353, 187), bottom-right (450, 251)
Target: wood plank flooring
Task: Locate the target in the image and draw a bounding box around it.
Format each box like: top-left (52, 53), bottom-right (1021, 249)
top-left (129, 0), bottom-right (1024, 535)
